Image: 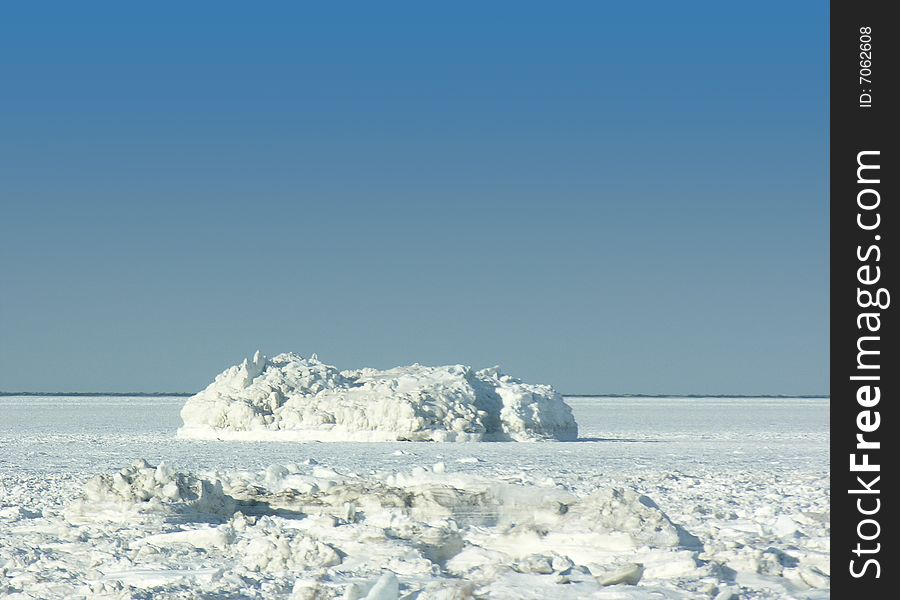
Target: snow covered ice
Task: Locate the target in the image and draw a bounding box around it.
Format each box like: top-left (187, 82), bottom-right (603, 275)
top-left (50, 457), bottom-right (710, 598)
top-left (178, 352), bottom-right (579, 442)
top-left (1, 394), bottom-right (829, 598)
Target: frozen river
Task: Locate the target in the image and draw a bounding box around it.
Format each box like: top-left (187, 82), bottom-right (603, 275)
top-left (1, 396), bottom-right (828, 475)
top-left (0, 396), bottom-right (829, 599)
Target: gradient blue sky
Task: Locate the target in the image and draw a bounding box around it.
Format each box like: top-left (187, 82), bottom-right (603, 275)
top-left (0, 2), bottom-right (828, 394)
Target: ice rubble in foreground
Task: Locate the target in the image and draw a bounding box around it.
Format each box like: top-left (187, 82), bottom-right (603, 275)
top-left (179, 352), bottom-right (578, 442)
top-left (60, 459), bottom-right (706, 599)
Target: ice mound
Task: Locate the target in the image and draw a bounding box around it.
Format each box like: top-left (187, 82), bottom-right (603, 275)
top-left (69, 458), bottom-right (236, 519)
top-left (179, 351), bottom-right (578, 442)
top-left (233, 513), bottom-right (343, 574)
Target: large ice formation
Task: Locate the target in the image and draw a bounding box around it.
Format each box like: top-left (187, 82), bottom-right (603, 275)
top-left (179, 352), bottom-right (578, 442)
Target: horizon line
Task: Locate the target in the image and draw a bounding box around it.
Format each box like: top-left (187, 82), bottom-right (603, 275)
top-left (0, 391), bottom-right (830, 399)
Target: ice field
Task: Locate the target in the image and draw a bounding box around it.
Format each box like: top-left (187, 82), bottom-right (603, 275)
top-left (0, 395), bottom-right (829, 599)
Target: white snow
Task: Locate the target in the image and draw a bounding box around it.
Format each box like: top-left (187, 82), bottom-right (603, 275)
top-left (179, 352), bottom-right (579, 442)
top-left (17, 458), bottom-right (703, 598)
top-left (0, 394), bottom-right (830, 599)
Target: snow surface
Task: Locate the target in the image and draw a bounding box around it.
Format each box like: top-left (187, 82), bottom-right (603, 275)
top-left (1, 395), bottom-right (829, 599)
top-left (179, 352), bottom-right (579, 442)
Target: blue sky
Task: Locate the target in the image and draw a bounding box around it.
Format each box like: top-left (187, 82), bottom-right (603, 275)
top-left (0, 2), bottom-right (828, 394)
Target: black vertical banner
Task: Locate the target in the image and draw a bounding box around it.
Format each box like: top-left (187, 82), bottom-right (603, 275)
top-left (831, 0), bottom-right (897, 594)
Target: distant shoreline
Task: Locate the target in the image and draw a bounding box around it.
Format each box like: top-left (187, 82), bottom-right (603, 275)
top-left (564, 393), bottom-right (828, 399)
top-left (1, 391), bottom-right (829, 399)
top-left (0, 391), bottom-right (194, 397)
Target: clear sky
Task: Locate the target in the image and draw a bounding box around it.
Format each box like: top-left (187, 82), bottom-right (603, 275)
top-left (0, 2), bottom-right (828, 395)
